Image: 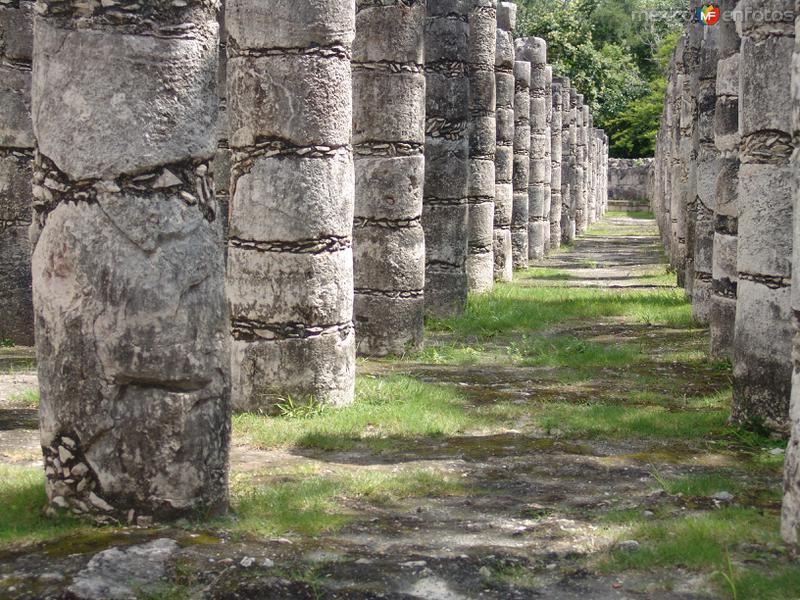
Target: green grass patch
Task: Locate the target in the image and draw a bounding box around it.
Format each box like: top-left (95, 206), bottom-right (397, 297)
top-left (521, 267), bottom-right (574, 281)
top-left (228, 467), bottom-right (465, 537)
top-left (605, 210), bottom-right (654, 220)
top-left (0, 465), bottom-right (86, 548)
top-left (427, 285), bottom-right (693, 338)
top-left (8, 388), bottom-right (39, 408)
top-left (511, 335), bottom-right (643, 369)
top-left (532, 402), bottom-right (728, 439)
top-left (233, 374), bottom-right (482, 450)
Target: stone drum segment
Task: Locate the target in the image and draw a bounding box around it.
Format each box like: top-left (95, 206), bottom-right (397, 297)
top-left (226, 0), bottom-right (356, 409)
top-left (353, 0), bottom-right (426, 357)
top-left (31, 0), bottom-right (231, 521)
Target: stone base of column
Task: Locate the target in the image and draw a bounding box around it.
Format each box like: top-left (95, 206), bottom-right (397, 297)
top-left (692, 273), bottom-right (712, 324)
top-left (425, 269), bottom-right (469, 317)
top-left (528, 221), bottom-right (547, 260)
top-left (467, 250), bottom-right (495, 293)
top-left (354, 294), bottom-right (424, 357)
top-left (231, 331), bottom-right (356, 413)
top-left (709, 294), bottom-right (736, 360)
top-left (493, 228), bottom-right (513, 281)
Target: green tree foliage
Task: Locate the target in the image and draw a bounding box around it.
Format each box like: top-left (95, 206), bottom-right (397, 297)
top-left (517, 0), bottom-right (684, 157)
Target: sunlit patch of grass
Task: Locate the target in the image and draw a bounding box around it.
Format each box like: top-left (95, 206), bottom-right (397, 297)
top-left (428, 285), bottom-right (693, 338)
top-left (598, 506), bottom-right (799, 600)
top-left (228, 467), bottom-right (465, 537)
top-left (233, 375), bottom-right (483, 451)
top-left (8, 388), bottom-right (39, 408)
top-left (606, 210), bottom-right (654, 220)
top-left (512, 335), bottom-right (643, 369)
top-left (0, 465), bottom-right (88, 548)
top-left (521, 267), bottom-right (574, 281)
top-left (532, 402), bottom-right (728, 439)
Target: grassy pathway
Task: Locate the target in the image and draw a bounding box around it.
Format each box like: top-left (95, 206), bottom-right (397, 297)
top-left (0, 212), bottom-right (796, 599)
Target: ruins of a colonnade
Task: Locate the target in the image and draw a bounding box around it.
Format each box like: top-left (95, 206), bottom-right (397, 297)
top-left (730, 0), bottom-right (794, 432)
top-left (573, 93), bottom-right (586, 235)
top-left (682, 10), bottom-right (702, 301)
top-left (31, 0), bottom-right (231, 519)
top-left (0, 0), bottom-right (34, 347)
top-left (690, 18), bottom-right (719, 324)
top-left (493, 1), bottom-right (516, 282)
top-left (352, 0), bottom-right (426, 356)
top-left (511, 58), bottom-right (531, 269)
top-left (423, 1), bottom-right (471, 315)
top-left (560, 77), bottom-right (574, 244)
top-left (226, 0), bottom-right (356, 409)
top-left (515, 37), bottom-right (549, 260)
top-left (542, 65), bottom-right (553, 252)
top-left (466, 0), bottom-right (498, 293)
top-left (709, 0), bottom-right (741, 360)
top-left (549, 77), bottom-right (563, 252)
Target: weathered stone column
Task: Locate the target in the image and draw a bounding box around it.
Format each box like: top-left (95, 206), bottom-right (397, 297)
top-left (515, 37), bottom-right (548, 259)
top-left (672, 34), bottom-right (690, 288)
top-left (424, 0), bottom-right (470, 315)
top-left (784, 0), bottom-right (800, 545)
top-left (710, 0), bottom-right (741, 359)
top-left (214, 5), bottom-right (230, 258)
top-left (493, 1), bottom-right (515, 282)
top-left (574, 93), bottom-right (586, 235)
top-left (731, 0), bottom-right (794, 432)
top-left (466, 0), bottom-right (497, 293)
top-left (585, 113), bottom-right (595, 226)
top-left (560, 77), bottom-right (574, 244)
top-left (542, 65), bottom-right (553, 252)
top-left (550, 77), bottom-right (563, 251)
top-left (0, 0), bottom-right (34, 346)
top-left (32, 0), bottom-right (230, 521)
top-left (683, 17), bottom-right (702, 300)
top-left (511, 59), bottom-right (531, 269)
top-left (692, 23), bottom-right (719, 324)
top-left (227, 0), bottom-right (356, 408)
top-left (352, 0), bottom-right (425, 357)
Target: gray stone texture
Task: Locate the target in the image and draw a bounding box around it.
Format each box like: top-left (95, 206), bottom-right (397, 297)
top-left (493, 1), bottom-right (515, 282)
top-left (560, 77), bottom-right (574, 244)
top-left (783, 0), bottom-right (800, 546)
top-left (466, 0), bottom-right (497, 293)
top-left (353, 0), bottom-right (426, 356)
top-left (226, 0), bottom-right (356, 409)
top-left (515, 37), bottom-right (548, 260)
top-left (511, 59), bottom-right (530, 269)
top-left (0, 0), bottom-right (34, 346)
top-left (550, 77), bottom-right (563, 252)
top-left (574, 93), bottom-right (586, 235)
top-left (731, 0), bottom-right (794, 433)
top-left (31, 0), bottom-right (231, 521)
top-left (424, 0), bottom-right (471, 315)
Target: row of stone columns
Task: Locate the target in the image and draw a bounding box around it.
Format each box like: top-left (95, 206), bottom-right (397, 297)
top-left (5, 0), bottom-right (608, 521)
top-left (650, 0), bottom-right (800, 545)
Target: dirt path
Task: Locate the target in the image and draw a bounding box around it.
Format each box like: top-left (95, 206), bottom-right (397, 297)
top-left (0, 215), bottom-right (785, 600)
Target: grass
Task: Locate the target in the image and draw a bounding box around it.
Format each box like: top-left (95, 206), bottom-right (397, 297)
top-left (606, 210), bottom-right (654, 220)
top-left (426, 285), bottom-right (693, 338)
top-left (598, 506), bottom-right (799, 600)
top-left (8, 388), bottom-right (39, 408)
top-left (233, 374), bottom-right (483, 450)
top-left (227, 467), bottom-right (465, 537)
top-left (0, 465), bottom-right (86, 547)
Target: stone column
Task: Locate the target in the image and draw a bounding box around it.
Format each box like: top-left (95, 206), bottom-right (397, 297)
top-left (731, 0), bottom-right (794, 433)
top-left (352, 0), bottom-right (426, 357)
top-left (214, 5), bottom-right (230, 258)
top-left (493, 1), bottom-right (516, 282)
top-left (542, 65), bottom-right (553, 252)
top-left (586, 113), bottom-right (595, 226)
top-left (560, 77), bottom-right (573, 244)
top-left (466, 0), bottom-right (497, 293)
top-left (511, 59), bottom-right (530, 269)
top-left (550, 77), bottom-right (563, 252)
top-left (31, 0), bottom-right (230, 521)
top-left (226, 0), bottom-right (356, 409)
top-left (784, 0), bottom-right (800, 545)
top-left (0, 0), bottom-right (34, 346)
top-left (574, 93), bottom-right (586, 235)
top-left (683, 18), bottom-right (702, 300)
top-left (515, 37), bottom-right (548, 259)
top-left (580, 103), bottom-right (591, 232)
top-left (424, 0), bottom-right (471, 315)
top-left (710, 0), bottom-right (741, 360)
top-left (692, 23), bottom-right (719, 324)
